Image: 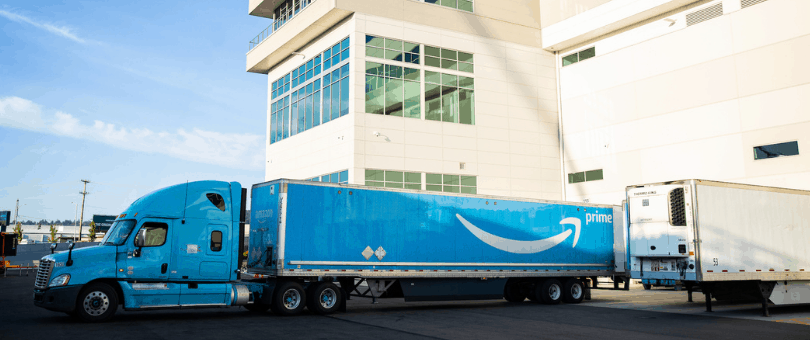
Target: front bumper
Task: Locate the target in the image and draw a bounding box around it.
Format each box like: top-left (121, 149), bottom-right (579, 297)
top-left (34, 285), bottom-right (82, 313)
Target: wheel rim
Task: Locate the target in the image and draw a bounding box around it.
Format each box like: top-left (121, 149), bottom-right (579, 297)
top-left (282, 288), bottom-right (301, 310)
top-left (83, 291), bottom-right (110, 316)
top-left (549, 284), bottom-right (561, 300)
top-left (570, 283), bottom-right (583, 299)
top-left (319, 288), bottom-right (337, 309)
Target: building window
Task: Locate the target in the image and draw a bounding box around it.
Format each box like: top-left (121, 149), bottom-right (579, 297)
top-left (568, 169), bottom-right (603, 184)
top-left (425, 71), bottom-right (474, 124)
top-left (309, 170), bottom-right (349, 184)
top-left (562, 47), bottom-right (595, 67)
top-left (426, 173), bottom-right (476, 193)
top-left (365, 169), bottom-right (422, 189)
top-left (420, 0), bottom-right (474, 12)
top-left (365, 62), bottom-right (420, 118)
top-left (270, 36), bottom-right (350, 144)
top-left (366, 35), bottom-right (420, 64)
top-left (425, 46), bottom-right (474, 73)
top-left (754, 141), bottom-right (799, 160)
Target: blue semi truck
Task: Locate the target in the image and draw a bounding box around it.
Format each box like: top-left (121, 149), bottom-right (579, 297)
top-left (33, 179), bottom-right (627, 322)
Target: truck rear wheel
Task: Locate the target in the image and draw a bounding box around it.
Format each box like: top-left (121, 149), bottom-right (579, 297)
top-left (643, 284), bottom-right (652, 290)
top-left (307, 282), bottom-right (342, 315)
top-left (536, 279), bottom-right (562, 305)
top-left (562, 278), bottom-right (584, 304)
top-left (271, 281), bottom-right (306, 316)
top-left (503, 279), bottom-right (527, 302)
top-left (75, 282), bottom-right (118, 322)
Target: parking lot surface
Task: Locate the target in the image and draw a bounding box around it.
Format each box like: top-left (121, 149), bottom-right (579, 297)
top-left (2, 274), bottom-right (809, 340)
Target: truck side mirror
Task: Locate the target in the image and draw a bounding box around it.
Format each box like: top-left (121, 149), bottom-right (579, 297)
top-left (68, 241), bottom-right (75, 250)
top-left (133, 229), bottom-right (146, 257)
top-left (50, 243), bottom-right (57, 254)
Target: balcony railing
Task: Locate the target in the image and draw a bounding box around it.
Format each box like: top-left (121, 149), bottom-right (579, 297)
top-left (248, 0), bottom-right (318, 52)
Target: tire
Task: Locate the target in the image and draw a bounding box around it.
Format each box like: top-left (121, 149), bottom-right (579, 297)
top-left (562, 278), bottom-right (585, 304)
top-left (244, 303), bottom-right (271, 313)
top-left (503, 280), bottom-right (527, 303)
top-left (75, 283), bottom-right (118, 322)
top-left (271, 281), bottom-right (306, 316)
top-left (673, 284), bottom-right (682, 291)
top-left (643, 284), bottom-right (652, 290)
top-left (307, 282), bottom-right (343, 315)
top-left (536, 279), bottom-right (563, 305)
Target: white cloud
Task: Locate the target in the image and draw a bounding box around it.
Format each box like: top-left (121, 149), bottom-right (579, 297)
top-left (0, 96), bottom-right (265, 171)
top-left (0, 9), bottom-right (87, 44)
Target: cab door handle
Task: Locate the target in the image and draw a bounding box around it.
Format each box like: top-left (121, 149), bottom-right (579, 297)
top-left (161, 263), bottom-right (168, 274)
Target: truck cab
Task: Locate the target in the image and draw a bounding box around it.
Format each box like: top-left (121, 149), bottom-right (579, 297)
top-left (34, 181), bottom-right (250, 322)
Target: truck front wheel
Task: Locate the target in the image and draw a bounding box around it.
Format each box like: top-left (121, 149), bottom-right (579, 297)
top-left (271, 281), bottom-right (306, 316)
top-left (75, 283), bottom-right (118, 322)
top-left (307, 282), bottom-right (343, 315)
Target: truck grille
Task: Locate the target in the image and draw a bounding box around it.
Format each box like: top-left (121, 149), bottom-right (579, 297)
top-left (35, 259), bottom-right (54, 289)
top-left (669, 188), bottom-right (687, 226)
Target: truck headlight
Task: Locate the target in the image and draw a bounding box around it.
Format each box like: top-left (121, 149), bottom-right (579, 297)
top-left (49, 274), bottom-right (71, 287)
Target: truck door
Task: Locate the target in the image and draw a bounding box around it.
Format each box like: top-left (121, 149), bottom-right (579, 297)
top-left (121, 218), bottom-right (181, 308)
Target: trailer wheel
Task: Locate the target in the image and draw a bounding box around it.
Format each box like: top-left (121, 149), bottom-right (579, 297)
top-left (536, 279), bottom-right (562, 305)
top-left (562, 278), bottom-right (585, 304)
top-left (75, 282), bottom-right (118, 322)
top-left (503, 280), bottom-right (527, 302)
top-left (271, 281), bottom-right (306, 316)
top-left (307, 282), bottom-right (343, 315)
top-left (643, 284), bottom-right (652, 290)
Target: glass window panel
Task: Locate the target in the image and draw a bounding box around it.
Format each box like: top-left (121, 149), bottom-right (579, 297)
top-left (425, 71), bottom-right (441, 84)
top-left (459, 0), bottom-right (473, 12)
top-left (331, 69), bottom-right (340, 82)
top-left (460, 186), bottom-right (476, 194)
top-left (323, 73), bottom-right (331, 84)
top-left (306, 69), bottom-right (313, 80)
top-left (585, 169), bottom-right (604, 181)
top-left (403, 67), bottom-right (420, 81)
top-left (292, 68), bottom-right (299, 78)
top-left (314, 65), bottom-right (321, 75)
top-left (568, 172), bottom-right (585, 184)
top-left (578, 47), bottom-right (596, 61)
top-left (441, 73), bottom-right (457, 87)
top-left (298, 99), bottom-right (306, 132)
top-left (426, 173), bottom-right (443, 184)
top-left (384, 49), bottom-right (402, 62)
top-left (385, 182), bottom-right (404, 188)
top-left (460, 176), bottom-right (476, 186)
top-left (384, 77), bottom-right (404, 117)
top-left (366, 181), bottom-right (385, 187)
top-left (270, 113), bottom-right (276, 144)
top-left (340, 63), bottom-right (350, 78)
top-left (404, 172), bottom-right (421, 183)
top-left (459, 76), bottom-right (474, 89)
top-left (323, 58), bottom-right (331, 70)
top-left (385, 64), bottom-right (403, 79)
top-left (425, 56), bottom-right (441, 68)
top-left (404, 81), bottom-right (421, 119)
top-left (314, 78), bottom-right (321, 89)
top-left (425, 0), bottom-right (439, 4)
top-left (457, 62), bottom-right (474, 73)
top-left (331, 83), bottom-right (340, 120)
top-left (339, 170), bottom-right (348, 183)
top-left (299, 65), bottom-right (306, 76)
top-left (443, 174), bottom-right (460, 185)
top-left (340, 48), bottom-right (349, 62)
top-left (425, 46), bottom-right (441, 57)
top-left (443, 186), bottom-right (460, 193)
top-left (404, 184), bottom-right (421, 190)
top-left (404, 42), bottom-right (420, 54)
top-left (441, 58), bottom-right (458, 70)
top-left (440, 0), bottom-right (457, 8)
top-left (426, 185), bottom-right (442, 192)
top-left (366, 35), bottom-right (384, 47)
top-left (366, 61), bottom-right (382, 75)
top-left (365, 75), bottom-right (385, 114)
top-left (330, 173), bottom-right (340, 183)
top-left (459, 89), bottom-right (474, 125)
top-left (314, 55), bottom-right (321, 64)
top-left (321, 175), bottom-right (330, 182)
top-left (441, 49), bottom-right (457, 60)
top-left (441, 87), bottom-right (459, 123)
top-left (322, 85), bottom-right (331, 123)
top-left (385, 171), bottom-right (403, 182)
top-left (404, 53), bottom-right (420, 65)
top-left (562, 53), bottom-right (578, 66)
top-left (306, 60), bottom-right (314, 70)
top-left (292, 77), bottom-right (299, 88)
top-left (365, 169), bottom-right (384, 181)
top-left (290, 102), bottom-right (298, 135)
top-left (305, 95), bottom-right (313, 130)
top-left (340, 77), bottom-right (350, 117)
top-left (306, 83), bottom-right (313, 95)
top-left (425, 83), bottom-right (442, 121)
top-left (341, 37), bottom-right (350, 50)
top-left (281, 106), bottom-right (288, 140)
top-left (754, 141), bottom-right (799, 159)
top-left (331, 44), bottom-right (340, 56)
top-left (384, 38), bottom-right (403, 51)
top-left (324, 48), bottom-right (331, 60)
top-left (312, 91), bottom-right (321, 126)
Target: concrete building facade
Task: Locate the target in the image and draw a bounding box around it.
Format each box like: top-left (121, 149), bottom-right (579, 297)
top-left (246, 0), bottom-right (808, 205)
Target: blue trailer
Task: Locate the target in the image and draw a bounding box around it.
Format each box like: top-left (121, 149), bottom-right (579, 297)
top-left (33, 179), bottom-right (627, 321)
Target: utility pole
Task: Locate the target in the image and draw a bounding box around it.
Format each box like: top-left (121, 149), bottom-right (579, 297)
top-left (78, 180), bottom-right (90, 242)
top-left (13, 199), bottom-right (19, 225)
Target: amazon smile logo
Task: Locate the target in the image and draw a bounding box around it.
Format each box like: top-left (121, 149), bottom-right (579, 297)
top-left (456, 214), bottom-right (581, 254)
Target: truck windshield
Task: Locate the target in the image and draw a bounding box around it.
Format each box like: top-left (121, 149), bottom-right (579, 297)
top-left (100, 220), bottom-right (137, 246)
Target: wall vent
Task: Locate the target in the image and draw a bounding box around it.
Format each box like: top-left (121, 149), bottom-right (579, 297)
top-left (741, 0), bottom-right (768, 9)
top-left (686, 3), bottom-right (724, 27)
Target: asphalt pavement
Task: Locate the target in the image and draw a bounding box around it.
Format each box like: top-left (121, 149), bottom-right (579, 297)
top-left (2, 274), bottom-right (809, 340)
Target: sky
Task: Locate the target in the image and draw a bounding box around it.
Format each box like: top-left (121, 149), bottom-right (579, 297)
top-left (0, 1), bottom-right (272, 222)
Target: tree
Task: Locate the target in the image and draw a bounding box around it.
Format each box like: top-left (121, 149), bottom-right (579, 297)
top-left (88, 221), bottom-right (97, 242)
top-left (49, 225), bottom-right (58, 243)
top-left (13, 222), bottom-right (23, 242)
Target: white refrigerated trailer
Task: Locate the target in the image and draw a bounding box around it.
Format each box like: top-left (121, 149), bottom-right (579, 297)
top-left (626, 179), bottom-right (810, 316)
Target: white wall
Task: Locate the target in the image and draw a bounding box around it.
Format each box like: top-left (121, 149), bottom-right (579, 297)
top-left (560, 0), bottom-right (810, 204)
